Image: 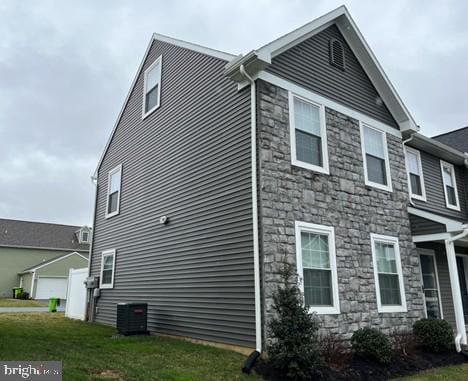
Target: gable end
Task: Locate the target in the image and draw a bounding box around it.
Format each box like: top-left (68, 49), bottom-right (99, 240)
top-left (266, 24), bottom-right (398, 129)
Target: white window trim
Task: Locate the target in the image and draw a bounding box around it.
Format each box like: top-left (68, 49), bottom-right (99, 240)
top-left (288, 92), bottom-right (329, 175)
top-left (295, 221), bottom-right (340, 315)
top-left (360, 122), bottom-right (393, 192)
top-left (405, 146), bottom-right (426, 202)
top-left (142, 55), bottom-right (162, 119)
top-left (370, 233), bottom-right (407, 313)
top-left (80, 230), bottom-right (90, 243)
top-left (440, 160), bottom-right (460, 211)
top-left (418, 249), bottom-right (443, 319)
top-left (100, 249), bottom-right (116, 289)
top-left (106, 164), bottom-right (122, 219)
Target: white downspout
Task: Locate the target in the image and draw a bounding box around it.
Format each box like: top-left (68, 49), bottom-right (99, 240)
top-left (87, 175), bottom-right (98, 279)
top-left (445, 227), bottom-right (468, 352)
top-left (86, 175), bottom-right (98, 321)
top-left (402, 132), bottom-right (416, 207)
top-left (240, 64), bottom-right (262, 353)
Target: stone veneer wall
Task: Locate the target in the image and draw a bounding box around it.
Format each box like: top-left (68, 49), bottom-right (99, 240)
top-left (257, 80), bottom-right (425, 345)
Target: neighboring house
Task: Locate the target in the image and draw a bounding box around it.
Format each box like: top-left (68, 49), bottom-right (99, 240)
top-left (19, 251), bottom-right (88, 300)
top-left (0, 218), bottom-right (91, 299)
top-left (88, 5), bottom-right (468, 354)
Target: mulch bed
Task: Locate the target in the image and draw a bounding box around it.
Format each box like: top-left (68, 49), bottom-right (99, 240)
top-left (254, 350), bottom-right (467, 381)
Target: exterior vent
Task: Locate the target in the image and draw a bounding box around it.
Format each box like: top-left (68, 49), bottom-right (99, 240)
top-left (329, 39), bottom-right (345, 70)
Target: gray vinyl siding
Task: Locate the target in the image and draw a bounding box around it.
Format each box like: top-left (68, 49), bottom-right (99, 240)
top-left (89, 39), bottom-right (255, 348)
top-left (409, 214), bottom-right (446, 235)
top-left (267, 24), bottom-right (398, 128)
top-left (410, 147), bottom-right (468, 220)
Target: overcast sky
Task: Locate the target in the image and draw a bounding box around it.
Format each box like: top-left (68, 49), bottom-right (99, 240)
top-left (0, 0), bottom-right (467, 226)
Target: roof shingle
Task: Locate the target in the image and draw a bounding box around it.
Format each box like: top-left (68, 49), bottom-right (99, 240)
top-left (433, 127), bottom-right (468, 153)
top-left (0, 218), bottom-right (90, 252)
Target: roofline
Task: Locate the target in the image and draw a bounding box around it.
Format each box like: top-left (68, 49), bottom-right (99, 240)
top-left (432, 126), bottom-right (468, 139)
top-left (93, 34), bottom-right (236, 177)
top-left (0, 218), bottom-right (85, 230)
top-left (152, 33), bottom-right (235, 61)
top-left (226, 5), bottom-right (418, 133)
top-left (0, 244), bottom-right (89, 253)
top-left (19, 251), bottom-right (89, 274)
top-left (256, 5), bottom-right (346, 57)
top-left (336, 6), bottom-right (418, 132)
top-left (410, 133), bottom-right (468, 165)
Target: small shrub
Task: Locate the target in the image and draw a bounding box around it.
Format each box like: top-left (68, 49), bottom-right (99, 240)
top-left (390, 329), bottom-right (417, 357)
top-left (319, 334), bottom-right (350, 369)
top-left (17, 291), bottom-right (30, 300)
top-left (413, 319), bottom-right (453, 352)
top-left (268, 263), bottom-right (324, 380)
top-left (351, 327), bottom-right (392, 364)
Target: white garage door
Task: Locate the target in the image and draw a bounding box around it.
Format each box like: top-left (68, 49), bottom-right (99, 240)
top-left (35, 277), bottom-right (68, 299)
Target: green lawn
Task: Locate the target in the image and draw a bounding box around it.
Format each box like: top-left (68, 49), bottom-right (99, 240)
top-left (0, 298), bottom-right (44, 307)
top-left (0, 313), bottom-right (261, 381)
top-left (396, 364), bottom-right (468, 381)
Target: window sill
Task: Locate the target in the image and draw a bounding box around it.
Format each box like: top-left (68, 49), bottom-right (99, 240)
top-left (364, 181), bottom-right (392, 193)
top-left (377, 305), bottom-right (407, 313)
top-left (100, 284), bottom-right (114, 289)
top-left (410, 194), bottom-right (426, 202)
top-left (308, 306), bottom-right (340, 315)
top-left (105, 211), bottom-right (120, 219)
top-left (446, 204), bottom-right (461, 212)
top-left (142, 104), bottom-right (160, 120)
top-left (291, 160), bottom-right (329, 175)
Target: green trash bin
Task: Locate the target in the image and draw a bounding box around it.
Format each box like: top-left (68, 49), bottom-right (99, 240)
top-left (48, 297), bottom-right (60, 312)
top-left (12, 287), bottom-right (22, 299)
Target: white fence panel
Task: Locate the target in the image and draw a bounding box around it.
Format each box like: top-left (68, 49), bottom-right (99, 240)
top-left (65, 268), bottom-right (88, 320)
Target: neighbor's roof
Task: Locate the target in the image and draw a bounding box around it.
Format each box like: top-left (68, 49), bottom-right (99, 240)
top-left (433, 127), bottom-right (468, 154)
top-left (0, 218), bottom-right (90, 252)
top-left (20, 251), bottom-right (88, 273)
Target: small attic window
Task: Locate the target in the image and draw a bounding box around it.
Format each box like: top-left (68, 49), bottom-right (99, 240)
top-left (79, 227), bottom-right (91, 244)
top-left (329, 39), bottom-right (345, 71)
top-left (81, 231), bottom-right (89, 243)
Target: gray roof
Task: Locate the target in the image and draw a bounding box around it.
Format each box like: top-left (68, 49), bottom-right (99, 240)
top-left (21, 251), bottom-right (88, 273)
top-left (433, 127), bottom-right (468, 154)
top-left (0, 218), bottom-right (90, 252)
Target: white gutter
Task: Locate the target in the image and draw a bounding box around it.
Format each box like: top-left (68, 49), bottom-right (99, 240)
top-left (240, 64), bottom-right (262, 352)
top-left (445, 227), bottom-right (468, 352)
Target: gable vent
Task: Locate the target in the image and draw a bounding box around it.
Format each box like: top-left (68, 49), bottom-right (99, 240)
top-left (329, 39), bottom-right (345, 71)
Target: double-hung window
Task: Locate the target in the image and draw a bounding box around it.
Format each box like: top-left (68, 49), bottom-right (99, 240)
top-left (106, 165), bottom-right (122, 218)
top-left (440, 160), bottom-right (460, 211)
top-left (100, 249), bottom-right (116, 289)
top-left (419, 251), bottom-right (442, 319)
top-left (371, 234), bottom-right (406, 313)
top-left (143, 56), bottom-right (162, 117)
top-left (361, 124), bottom-right (392, 191)
top-left (405, 147), bottom-right (426, 201)
top-left (289, 93), bottom-right (329, 174)
top-left (295, 221), bottom-right (339, 314)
